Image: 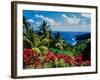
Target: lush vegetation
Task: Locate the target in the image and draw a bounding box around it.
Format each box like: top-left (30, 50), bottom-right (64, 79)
top-left (23, 16), bottom-right (91, 69)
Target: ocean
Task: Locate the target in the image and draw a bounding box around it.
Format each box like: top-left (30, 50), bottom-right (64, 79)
top-left (52, 31), bottom-right (91, 45)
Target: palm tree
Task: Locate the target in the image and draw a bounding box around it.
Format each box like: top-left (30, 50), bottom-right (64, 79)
top-left (38, 21), bottom-right (51, 39)
top-left (37, 21), bottom-right (52, 47)
top-left (23, 16), bottom-right (41, 48)
top-left (50, 32), bottom-right (65, 50)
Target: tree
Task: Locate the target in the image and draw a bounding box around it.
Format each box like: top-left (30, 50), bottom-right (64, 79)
top-left (50, 32), bottom-right (65, 50)
top-left (23, 16), bottom-right (41, 48)
top-left (38, 21), bottom-right (51, 39)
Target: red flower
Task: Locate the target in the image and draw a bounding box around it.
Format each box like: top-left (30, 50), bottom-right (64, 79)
top-left (64, 56), bottom-right (74, 64)
top-left (23, 48), bottom-right (40, 65)
top-left (56, 54), bottom-right (65, 59)
top-left (74, 54), bottom-right (83, 66)
top-left (44, 56), bottom-right (50, 62)
top-left (44, 51), bottom-right (58, 62)
top-left (23, 48), bottom-right (31, 65)
top-left (23, 48), bottom-right (31, 58)
top-left (85, 60), bottom-right (91, 66)
top-left (34, 60), bottom-right (41, 66)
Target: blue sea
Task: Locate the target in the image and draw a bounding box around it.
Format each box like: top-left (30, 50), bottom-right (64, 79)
top-left (52, 31), bottom-right (91, 45)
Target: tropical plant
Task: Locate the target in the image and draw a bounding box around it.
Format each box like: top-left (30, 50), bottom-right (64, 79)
top-left (50, 32), bottom-right (65, 50)
top-left (38, 21), bottom-right (51, 38)
top-left (39, 46), bottom-right (48, 56)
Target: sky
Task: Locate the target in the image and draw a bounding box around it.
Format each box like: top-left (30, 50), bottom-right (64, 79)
top-left (23, 10), bottom-right (91, 32)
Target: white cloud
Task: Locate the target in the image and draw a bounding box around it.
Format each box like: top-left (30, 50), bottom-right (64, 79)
top-left (61, 14), bottom-right (90, 32)
top-left (34, 14), bottom-right (90, 32)
top-left (35, 14), bottom-right (60, 26)
top-left (62, 14), bottom-right (80, 25)
top-left (36, 22), bottom-right (41, 26)
top-left (26, 19), bottom-right (34, 23)
top-left (81, 13), bottom-right (91, 18)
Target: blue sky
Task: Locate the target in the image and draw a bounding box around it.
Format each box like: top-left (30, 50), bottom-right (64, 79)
top-left (23, 10), bottom-right (91, 32)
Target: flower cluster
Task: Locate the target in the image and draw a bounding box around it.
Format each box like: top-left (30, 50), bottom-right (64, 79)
top-left (44, 51), bottom-right (58, 62)
top-left (74, 53), bottom-right (83, 66)
top-left (23, 48), bottom-right (41, 68)
top-left (23, 48), bottom-right (91, 69)
top-left (44, 51), bottom-right (90, 66)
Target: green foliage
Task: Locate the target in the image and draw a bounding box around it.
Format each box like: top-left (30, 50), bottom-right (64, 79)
top-left (23, 16), bottom-right (67, 51)
top-left (43, 59), bottom-right (69, 68)
top-left (71, 40), bottom-right (89, 56)
top-left (54, 59), bottom-right (67, 67)
top-left (39, 46), bottom-right (48, 56)
top-left (49, 48), bottom-right (74, 56)
top-left (43, 61), bottom-right (54, 68)
top-left (40, 38), bottom-right (50, 47)
top-left (32, 48), bottom-right (41, 54)
top-left (23, 17), bottom-right (51, 49)
top-left (50, 32), bottom-right (66, 50)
